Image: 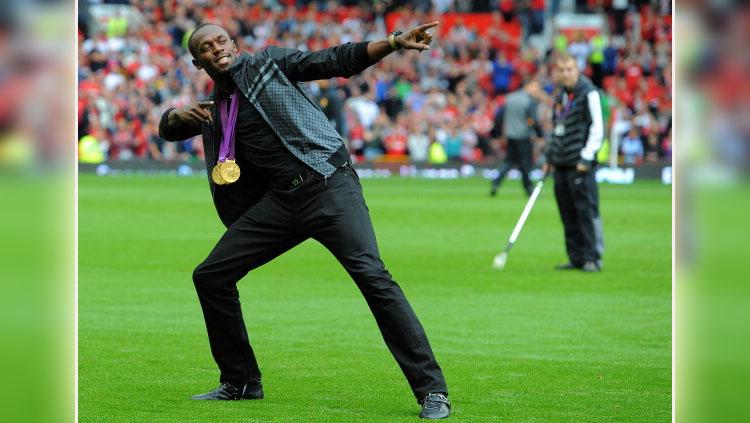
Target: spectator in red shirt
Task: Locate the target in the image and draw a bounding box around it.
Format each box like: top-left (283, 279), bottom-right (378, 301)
top-left (640, 5), bottom-right (656, 43)
top-left (529, 0), bottom-right (546, 36)
top-left (624, 57), bottom-right (643, 91)
top-left (500, 0), bottom-right (516, 22)
top-left (384, 119), bottom-right (409, 157)
top-left (614, 78), bottom-right (634, 109)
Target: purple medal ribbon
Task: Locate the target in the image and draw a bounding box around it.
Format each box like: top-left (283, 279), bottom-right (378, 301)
top-left (556, 92), bottom-right (575, 120)
top-left (218, 88), bottom-right (240, 162)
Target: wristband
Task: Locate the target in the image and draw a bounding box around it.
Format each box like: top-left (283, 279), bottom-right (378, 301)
top-left (387, 31), bottom-right (403, 50)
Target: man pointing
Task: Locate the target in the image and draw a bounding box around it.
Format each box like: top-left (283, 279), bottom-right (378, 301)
top-left (159, 21), bottom-right (450, 419)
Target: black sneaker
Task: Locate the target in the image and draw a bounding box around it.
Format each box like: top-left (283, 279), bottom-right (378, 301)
top-left (191, 381), bottom-right (264, 400)
top-left (554, 262), bottom-right (581, 270)
top-left (419, 393), bottom-right (451, 419)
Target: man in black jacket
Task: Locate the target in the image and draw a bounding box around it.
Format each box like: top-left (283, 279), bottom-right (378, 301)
top-left (159, 22), bottom-right (450, 419)
top-left (545, 53), bottom-right (605, 272)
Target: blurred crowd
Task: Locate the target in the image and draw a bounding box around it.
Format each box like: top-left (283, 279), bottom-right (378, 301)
top-left (77, 0), bottom-right (672, 167)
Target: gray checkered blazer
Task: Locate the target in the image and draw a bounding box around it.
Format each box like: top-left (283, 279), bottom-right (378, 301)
top-left (159, 42), bottom-right (374, 226)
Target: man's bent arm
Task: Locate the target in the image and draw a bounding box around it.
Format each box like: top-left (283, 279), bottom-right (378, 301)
top-left (580, 90), bottom-right (604, 163)
top-left (159, 108), bottom-right (202, 141)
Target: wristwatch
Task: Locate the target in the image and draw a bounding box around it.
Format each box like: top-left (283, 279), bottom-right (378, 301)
top-left (388, 30), bottom-right (403, 50)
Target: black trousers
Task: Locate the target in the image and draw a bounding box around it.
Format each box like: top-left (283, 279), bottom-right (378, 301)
top-left (553, 167), bottom-right (605, 266)
top-left (192, 165), bottom-right (447, 400)
top-left (491, 137), bottom-right (533, 195)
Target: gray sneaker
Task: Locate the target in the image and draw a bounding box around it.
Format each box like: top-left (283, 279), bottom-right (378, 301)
top-left (581, 261), bottom-right (601, 272)
top-left (419, 393), bottom-right (451, 419)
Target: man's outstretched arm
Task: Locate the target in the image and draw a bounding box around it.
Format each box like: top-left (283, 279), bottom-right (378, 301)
top-left (268, 21), bottom-right (438, 82)
top-left (365, 21), bottom-right (437, 62)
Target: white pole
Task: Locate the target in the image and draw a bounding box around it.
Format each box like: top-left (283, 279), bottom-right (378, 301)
top-left (509, 180), bottom-right (544, 243)
top-left (609, 109), bottom-right (620, 169)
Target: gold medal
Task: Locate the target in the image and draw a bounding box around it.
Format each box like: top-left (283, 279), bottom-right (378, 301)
top-left (211, 163), bottom-right (227, 185)
top-left (219, 159), bottom-right (240, 184)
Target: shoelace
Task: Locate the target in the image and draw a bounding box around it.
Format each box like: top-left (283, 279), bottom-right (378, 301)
top-left (424, 401), bottom-right (443, 410)
top-left (423, 394), bottom-right (449, 410)
top-left (212, 383), bottom-right (238, 398)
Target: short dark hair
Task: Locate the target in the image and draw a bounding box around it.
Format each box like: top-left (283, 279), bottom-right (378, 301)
top-left (187, 23), bottom-right (224, 57)
top-left (555, 51), bottom-right (576, 66)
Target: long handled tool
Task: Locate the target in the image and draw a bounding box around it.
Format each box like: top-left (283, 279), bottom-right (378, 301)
top-left (492, 175), bottom-right (547, 270)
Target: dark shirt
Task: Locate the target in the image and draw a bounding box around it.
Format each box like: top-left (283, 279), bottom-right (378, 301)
top-left (160, 42), bottom-right (372, 227)
top-left (225, 92), bottom-right (307, 188)
top-left (382, 96), bottom-right (403, 120)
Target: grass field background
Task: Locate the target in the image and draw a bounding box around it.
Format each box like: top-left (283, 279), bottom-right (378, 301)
top-left (79, 174), bottom-right (671, 422)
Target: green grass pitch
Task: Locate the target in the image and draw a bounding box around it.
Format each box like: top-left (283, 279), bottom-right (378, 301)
top-left (79, 174), bottom-right (671, 422)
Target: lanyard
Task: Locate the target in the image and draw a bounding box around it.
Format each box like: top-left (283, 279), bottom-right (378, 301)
top-left (218, 88), bottom-right (240, 162)
top-left (557, 92), bottom-right (575, 120)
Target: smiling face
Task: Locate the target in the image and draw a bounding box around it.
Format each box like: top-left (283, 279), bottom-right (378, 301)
top-left (189, 24), bottom-right (238, 81)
